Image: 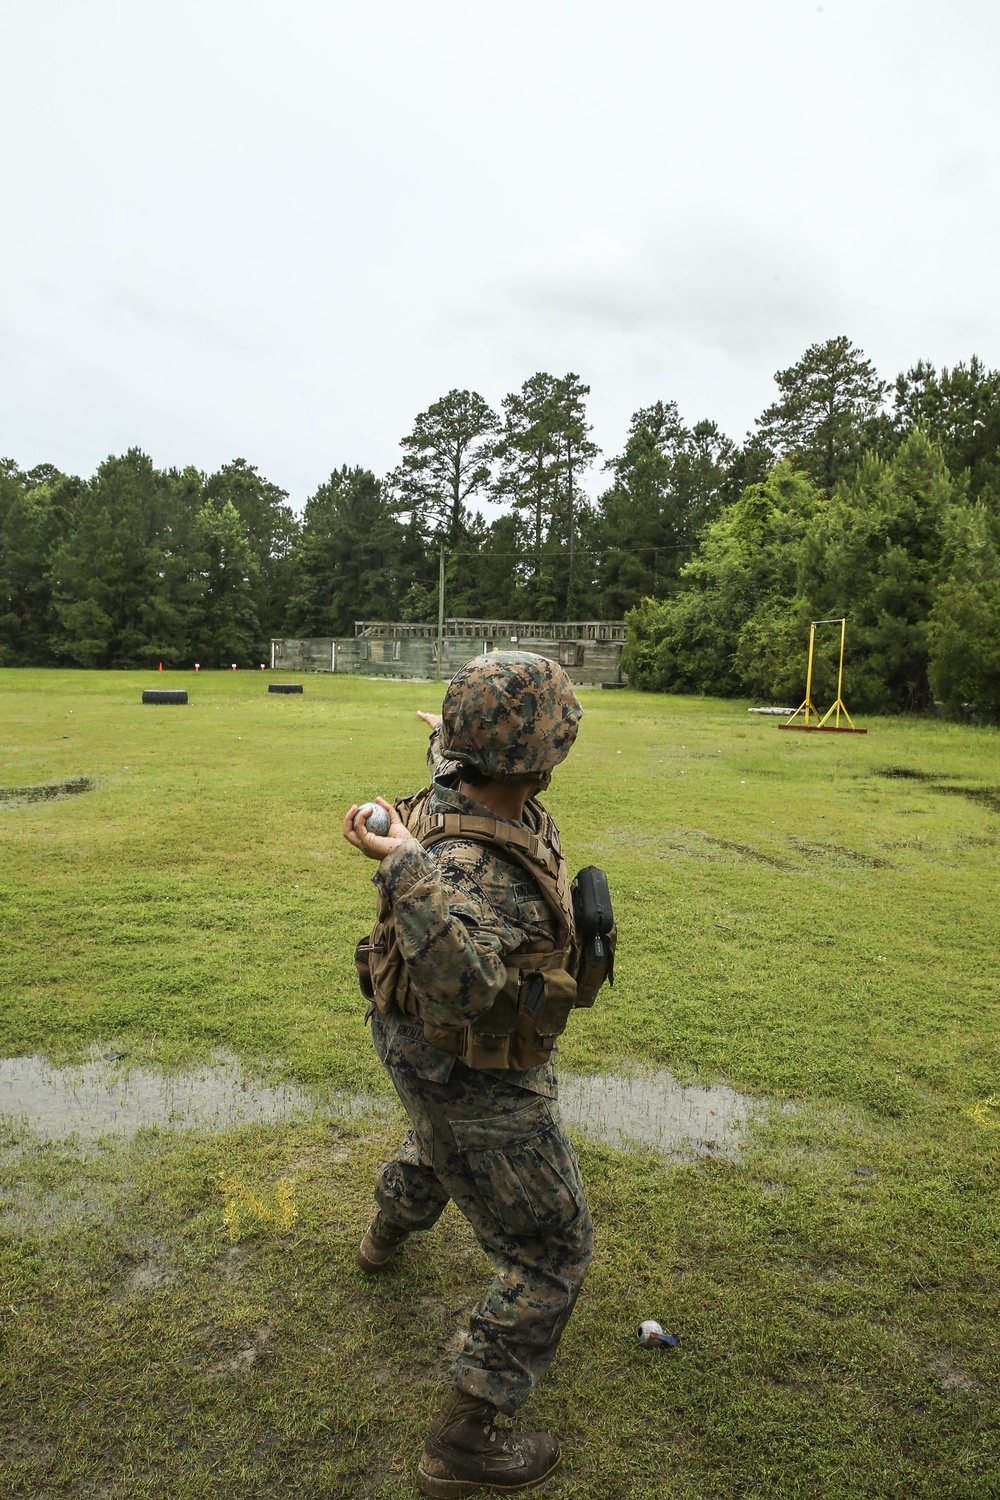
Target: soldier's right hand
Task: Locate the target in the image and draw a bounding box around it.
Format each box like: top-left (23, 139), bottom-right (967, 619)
top-left (343, 797), bottom-right (415, 861)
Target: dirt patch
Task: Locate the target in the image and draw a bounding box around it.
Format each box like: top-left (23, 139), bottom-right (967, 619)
top-left (442, 1326), bottom-right (468, 1362)
top-left (598, 826), bottom-right (871, 875)
top-left (0, 1435), bottom-right (59, 1460)
top-left (873, 768), bottom-right (1000, 815)
top-left (874, 767), bottom-right (951, 781)
top-left (0, 776), bottom-right (96, 806)
top-left (930, 1354), bottom-right (983, 1396)
top-left (121, 1249), bottom-right (177, 1297)
top-left (597, 827), bottom-right (802, 870)
top-left (930, 784), bottom-right (1000, 815)
top-left (698, 832), bottom-right (799, 869)
top-left (203, 1322), bottom-right (273, 1380)
top-left (787, 837), bottom-right (891, 869)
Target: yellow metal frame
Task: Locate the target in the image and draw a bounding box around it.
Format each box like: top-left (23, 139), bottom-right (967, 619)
top-left (785, 620), bottom-right (823, 727)
top-left (780, 617), bottom-right (867, 734)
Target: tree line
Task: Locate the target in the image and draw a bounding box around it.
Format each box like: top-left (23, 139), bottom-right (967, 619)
top-left (2, 338), bottom-right (999, 718)
top-left (620, 342), bottom-right (1000, 722)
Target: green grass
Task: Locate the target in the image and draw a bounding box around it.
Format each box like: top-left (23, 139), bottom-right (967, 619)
top-left (1, 668), bottom-right (998, 1497)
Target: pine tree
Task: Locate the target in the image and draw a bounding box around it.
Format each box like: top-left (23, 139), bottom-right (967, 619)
top-left (597, 403), bottom-right (733, 616)
top-left (494, 373), bottom-right (562, 586)
top-left (551, 374), bottom-right (599, 615)
top-left (286, 467), bottom-right (427, 635)
top-left (50, 450), bottom-right (201, 667)
top-left (756, 336), bottom-right (888, 490)
top-left (188, 499), bottom-right (261, 666)
top-left (389, 390), bottom-right (499, 547)
top-left (0, 462), bottom-right (77, 664)
top-left (202, 459), bottom-right (299, 657)
top-left (891, 357), bottom-right (1000, 502)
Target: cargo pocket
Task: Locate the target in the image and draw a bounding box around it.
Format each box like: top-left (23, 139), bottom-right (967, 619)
top-left (449, 1097), bottom-right (586, 1237)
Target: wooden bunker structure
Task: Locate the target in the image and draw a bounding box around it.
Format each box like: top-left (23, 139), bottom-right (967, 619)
top-left (270, 619), bottom-right (627, 686)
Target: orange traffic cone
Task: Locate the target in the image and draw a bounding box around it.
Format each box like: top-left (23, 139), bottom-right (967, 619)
top-left (158, 662), bottom-right (163, 672)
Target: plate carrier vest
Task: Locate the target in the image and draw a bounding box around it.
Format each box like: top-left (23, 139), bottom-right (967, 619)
top-left (354, 787), bottom-right (614, 1071)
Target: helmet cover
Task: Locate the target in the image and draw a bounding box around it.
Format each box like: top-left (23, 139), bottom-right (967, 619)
top-left (440, 651), bottom-right (582, 778)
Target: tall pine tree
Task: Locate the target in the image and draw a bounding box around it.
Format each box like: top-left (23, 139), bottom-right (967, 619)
top-left (756, 336), bottom-right (887, 491)
top-left (389, 390), bottom-right (499, 547)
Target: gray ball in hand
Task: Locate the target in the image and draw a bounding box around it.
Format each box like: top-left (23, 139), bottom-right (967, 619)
top-left (358, 802), bottom-right (391, 837)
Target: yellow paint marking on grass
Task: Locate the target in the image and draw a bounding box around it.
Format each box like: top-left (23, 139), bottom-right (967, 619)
top-left (965, 1096), bottom-right (1000, 1128)
top-left (221, 1175), bottom-right (298, 1242)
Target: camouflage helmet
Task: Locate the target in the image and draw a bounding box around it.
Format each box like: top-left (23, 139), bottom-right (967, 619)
top-left (439, 651), bottom-right (582, 779)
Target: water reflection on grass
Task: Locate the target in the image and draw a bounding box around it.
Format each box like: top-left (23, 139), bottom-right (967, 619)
top-left (0, 1051), bottom-right (392, 1144)
top-left (1, 1050), bottom-right (763, 1161)
top-left (560, 1068), bottom-right (759, 1159)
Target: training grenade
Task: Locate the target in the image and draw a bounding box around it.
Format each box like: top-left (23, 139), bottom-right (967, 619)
top-left (637, 1320), bottom-right (678, 1349)
top-left (357, 802), bottom-right (391, 837)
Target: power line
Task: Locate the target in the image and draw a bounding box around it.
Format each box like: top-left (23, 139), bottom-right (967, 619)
top-left (447, 533), bottom-right (800, 561)
top-left (448, 544), bottom-right (692, 559)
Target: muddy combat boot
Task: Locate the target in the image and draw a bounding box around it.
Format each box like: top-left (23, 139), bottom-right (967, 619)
top-left (357, 1211), bottom-right (409, 1272)
top-left (417, 1389), bottom-right (561, 1497)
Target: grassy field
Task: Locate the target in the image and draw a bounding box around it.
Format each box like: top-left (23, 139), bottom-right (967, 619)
top-left (1, 667), bottom-right (998, 1498)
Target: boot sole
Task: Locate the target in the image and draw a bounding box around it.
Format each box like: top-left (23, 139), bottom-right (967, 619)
top-left (357, 1231), bottom-right (404, 1272)
top-left (416, 1453), bottom-right (561, 1497)
top-left (356, 1245), bottom-right (394, 1272)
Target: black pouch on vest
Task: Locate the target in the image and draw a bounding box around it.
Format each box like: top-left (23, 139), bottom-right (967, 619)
top-left (571, 866), bottom-right (616, 1006)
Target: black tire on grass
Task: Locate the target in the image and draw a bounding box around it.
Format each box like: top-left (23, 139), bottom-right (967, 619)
top-left (142, 690), bottom-right (189, 704)
top-left (268, 684), bottom-right (304, 694)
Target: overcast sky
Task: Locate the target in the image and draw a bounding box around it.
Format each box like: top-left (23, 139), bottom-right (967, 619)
top-left (3, 0), bottom-right (998, 509)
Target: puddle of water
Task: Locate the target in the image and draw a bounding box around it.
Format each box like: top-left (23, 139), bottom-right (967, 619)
top-left (0, 1052), bottom-right (763, 1163)
top-left (560, 1068), bottom-right (760, 1160)
top-left (0, 1051), bottom-right (391, 1144)
top-left (0, 775), bottom-right (96, 806)
top-left (0, 1175), bottom-right (120, 1235)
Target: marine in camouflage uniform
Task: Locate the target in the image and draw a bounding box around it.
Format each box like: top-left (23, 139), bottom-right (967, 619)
top-left (344, 653), bottom-right (593, 1497)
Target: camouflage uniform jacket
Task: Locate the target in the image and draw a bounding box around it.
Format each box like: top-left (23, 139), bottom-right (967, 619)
top-left (371, 729), bottom-right (558, 1098)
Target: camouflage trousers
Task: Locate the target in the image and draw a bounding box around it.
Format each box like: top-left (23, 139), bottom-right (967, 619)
top-left (370, 1010), bottom-right (594, 1415)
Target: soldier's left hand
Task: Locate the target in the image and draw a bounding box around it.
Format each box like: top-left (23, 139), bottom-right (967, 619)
top-left (343, 797), bottom-right (414, 861)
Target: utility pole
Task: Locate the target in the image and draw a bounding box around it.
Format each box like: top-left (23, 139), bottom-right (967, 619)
top-left (436, 542), bottom-right (446, 679)
top-left (566, 425), bottom-right (575, 618)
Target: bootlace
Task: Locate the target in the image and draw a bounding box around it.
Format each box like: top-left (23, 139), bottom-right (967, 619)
top-left (486, 1409), bottom-right (523, 1447)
